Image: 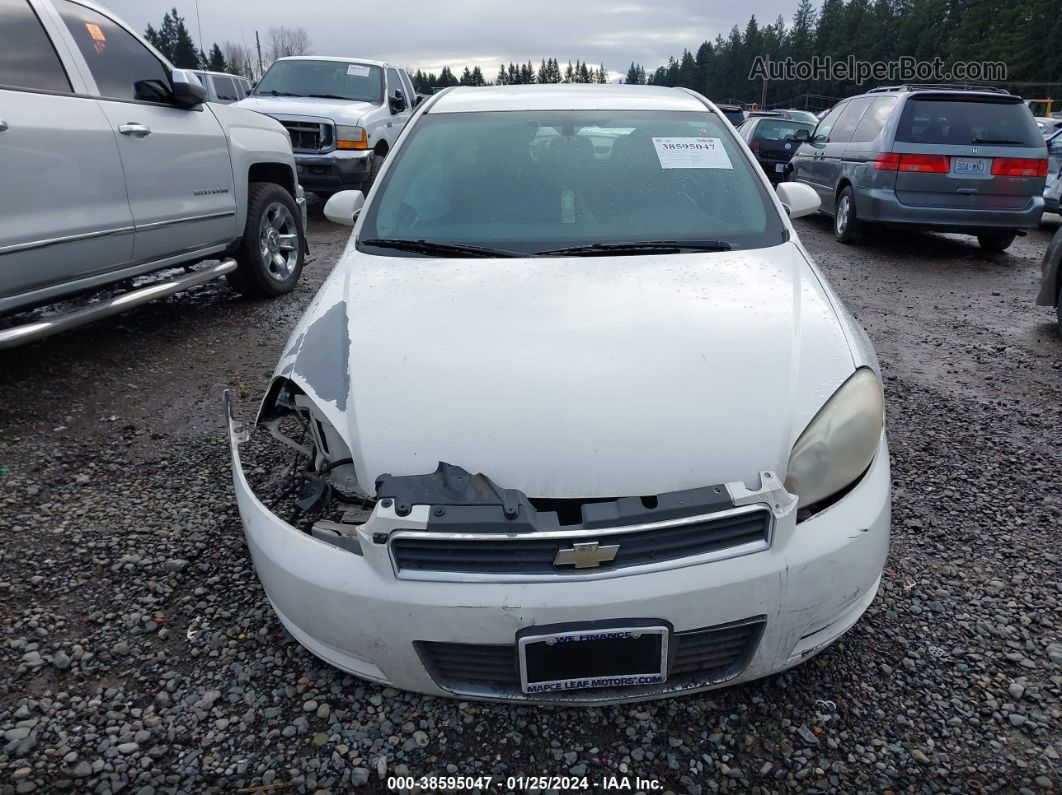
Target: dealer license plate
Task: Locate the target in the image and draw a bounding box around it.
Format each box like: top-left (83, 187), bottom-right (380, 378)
top-left (952, 157), bottom-right (990, 176)
top-left (518, 625), bottom-right (668, 694)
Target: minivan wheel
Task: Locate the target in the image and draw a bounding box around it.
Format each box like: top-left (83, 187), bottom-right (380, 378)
top-left (834, 186), bottom-right (863, 244)
top-left (227, 182), bottom-right (305, 298)
top-left (976, 231), bottom-right (1017, 252)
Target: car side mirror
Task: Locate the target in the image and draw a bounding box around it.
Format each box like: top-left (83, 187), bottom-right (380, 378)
top-left (776, 182), bottom-right (820, 219)
top-left (793, 128), bottom-right (811, 142)
top-left (389, 89), bottom-right (407, 113)
top-left (170, 69), bottom-right (207, 107)
top-left (324, 190), bottom-right (365, 226)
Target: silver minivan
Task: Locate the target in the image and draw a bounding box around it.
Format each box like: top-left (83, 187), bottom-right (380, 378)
top-left (789, 85), bottom-right (1047, 250)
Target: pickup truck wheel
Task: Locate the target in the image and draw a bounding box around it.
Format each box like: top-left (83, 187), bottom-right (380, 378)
top-left (362, 154), bottom-right (384, 195)
top-left (228, 182), bottom-right (305, 297)
top-left (977, 231), bottom-right (1017, 252)
top-left (833, 186), bottom-right (863, 244)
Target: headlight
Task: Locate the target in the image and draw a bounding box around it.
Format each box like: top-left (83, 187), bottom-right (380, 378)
top-left (784, 368), bottom-right (884, 508)
top-left (335, 125), bottom-right (368, 150)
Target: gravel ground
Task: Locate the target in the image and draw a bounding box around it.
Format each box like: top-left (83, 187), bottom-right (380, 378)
top-left (0, 212), bottom-right (1060, 794)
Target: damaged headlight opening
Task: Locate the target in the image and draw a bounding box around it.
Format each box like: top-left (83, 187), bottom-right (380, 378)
top-left (258, 378), bottom-right (370, 520)
top-left (784, 368), bottom-right (884, 509)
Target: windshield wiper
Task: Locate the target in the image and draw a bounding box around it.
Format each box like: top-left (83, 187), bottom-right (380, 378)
top-left (536, 240), bottom-right (733, 256)
top-left (307, 93), bottom-right (353, 100)
top-left (257, 90), bottom-right (301, 97)
top-left (359, 238), bottom-right (528, 258)
top-left (971, 137), bottom-right (1025, 145)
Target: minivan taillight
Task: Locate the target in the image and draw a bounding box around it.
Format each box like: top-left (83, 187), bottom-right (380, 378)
top-left (873, 153), bottom-right (950, 173)
top-left (991, 158), bottom-right (1049, 177)
top-left (873, 153), bottom-right (901, 171)
top-left (898, 154), bottom-right (950, 173)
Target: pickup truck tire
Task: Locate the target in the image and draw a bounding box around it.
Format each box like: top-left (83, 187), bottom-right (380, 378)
top-left (976, 231), bottom-right (1017, 252)
top-left (363, 154), bottom-right (384, 195)
top-left (228, 182), bottom-right (305, 298)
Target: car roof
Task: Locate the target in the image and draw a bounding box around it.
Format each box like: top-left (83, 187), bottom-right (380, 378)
top-left (275, 56), bottom-right (394, 69)
top-left (863, 84), bottom-right (1020, 102)
top-left (428, 84), bottom-right (710, 114)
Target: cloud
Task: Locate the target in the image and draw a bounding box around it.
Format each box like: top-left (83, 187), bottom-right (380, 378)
top-left (101, 0), bottom-right (796, 78)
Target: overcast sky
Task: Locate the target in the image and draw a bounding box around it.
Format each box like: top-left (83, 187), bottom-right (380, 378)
top-left (100, 0), bottom-right (794, 80)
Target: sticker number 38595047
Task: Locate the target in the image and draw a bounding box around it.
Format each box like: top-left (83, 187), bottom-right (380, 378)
top-left (652, 137), bottom-right (733, 170)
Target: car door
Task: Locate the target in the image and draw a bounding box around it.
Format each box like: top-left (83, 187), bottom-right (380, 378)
top-left (819, 96), bottom-right (873, 206)
top-left (0, 0), bottom-right (134, 310)
top-left (52, 0), bottom-right (236, 265)
top-left (385, 66), bottom-right (411, 144)
top-left (797, 102), bottom-right (846, 199)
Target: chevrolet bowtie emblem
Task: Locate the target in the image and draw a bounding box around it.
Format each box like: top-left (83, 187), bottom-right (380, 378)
top-left (553, 541), bottom-right (620, 569)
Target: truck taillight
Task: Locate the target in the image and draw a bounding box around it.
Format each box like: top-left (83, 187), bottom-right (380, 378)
top-left (991, 158), bottom-right (1049, 177)
top-left (873, 153), bottom-right (949, 173)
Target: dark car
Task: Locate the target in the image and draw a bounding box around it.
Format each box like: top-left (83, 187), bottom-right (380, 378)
top-left (738, 117), bottom-right (816, 181)
top-left (1036, 225), bottom-right (1062, 333)
top-left (789, 84), bottom-right (1048, 249)
top-left (715, 104), bottom-right (746, 126)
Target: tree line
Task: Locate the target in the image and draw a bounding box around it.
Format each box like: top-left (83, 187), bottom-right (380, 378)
top-left (624, 0), bottom-right (1061, 106)
top-left (410, 59), bottom-right (609, 93)
top-left (144, 7), bottom-right (310, 79)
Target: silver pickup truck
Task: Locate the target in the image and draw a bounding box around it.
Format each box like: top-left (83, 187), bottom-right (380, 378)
top-left (0, 0), bottom-right (308, 348)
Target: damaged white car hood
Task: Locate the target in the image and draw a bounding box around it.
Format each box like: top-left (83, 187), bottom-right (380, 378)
top-left (272, 241), bottom-right (871, 498)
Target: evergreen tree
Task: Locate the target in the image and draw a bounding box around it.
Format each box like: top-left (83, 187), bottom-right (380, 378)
top-left (438, 66), bottom-right (458, 87)
top-left (207, 43), bottom-right (226, 72)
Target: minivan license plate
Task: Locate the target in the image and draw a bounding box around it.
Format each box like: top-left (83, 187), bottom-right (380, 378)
top-left (952, 157), bottom-right (990, 176)
top-left (518, 625), bottom-right (668, 694)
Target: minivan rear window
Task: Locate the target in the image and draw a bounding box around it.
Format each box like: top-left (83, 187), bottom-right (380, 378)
top-left (895, 98), bottom-right (1042, 147)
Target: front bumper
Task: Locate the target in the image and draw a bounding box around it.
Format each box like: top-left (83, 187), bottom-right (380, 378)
top-left (294, 149), bottom-right (373, 193)
top-left (858, 186), bottom-right (1044, 230)
top-left (227, 398), bottom-right (891, 704)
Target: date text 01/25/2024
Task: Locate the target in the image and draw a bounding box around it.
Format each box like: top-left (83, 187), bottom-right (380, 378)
top-left (385, 775), bottom-right (665, 791)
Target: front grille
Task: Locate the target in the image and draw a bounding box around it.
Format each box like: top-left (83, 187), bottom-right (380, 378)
top-left (416, 617), bottom-right (765, 698)
top-left (278, 120), bottom-right (333, 152)
top-left (391, 507), bottom-right (770, 576)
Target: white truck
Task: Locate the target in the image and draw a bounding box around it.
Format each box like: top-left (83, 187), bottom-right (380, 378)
top-left (0, 0), bottom-right (308, 348)
top-left (236, 57), bottom-right (418, 200)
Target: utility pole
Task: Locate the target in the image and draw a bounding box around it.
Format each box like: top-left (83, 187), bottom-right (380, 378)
top-left (255, 30), bottom-right (264, 79)
top-left (194, 0), bottom-right (204, 60)
top-left (760, 75), bottom-right (768, 110)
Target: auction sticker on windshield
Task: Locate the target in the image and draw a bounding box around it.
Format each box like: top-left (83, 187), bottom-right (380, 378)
top-left (347, 64), bottom-right (371, 77)
top-left (653, 137), bottom-right (733, 170)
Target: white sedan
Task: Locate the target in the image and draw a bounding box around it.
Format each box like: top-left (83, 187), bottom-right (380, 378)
top-left (227, 84), bottom-right (890, 704)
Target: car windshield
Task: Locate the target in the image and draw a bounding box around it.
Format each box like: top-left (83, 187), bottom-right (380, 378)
top-left (252, 60), bottom-right (383, 103)
top-left (358, 110), bottom-right (785, 256)
top-left (753, 120), bottom-right (815, 141)
top-left (896, 98), bottom-right (1042, 146)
